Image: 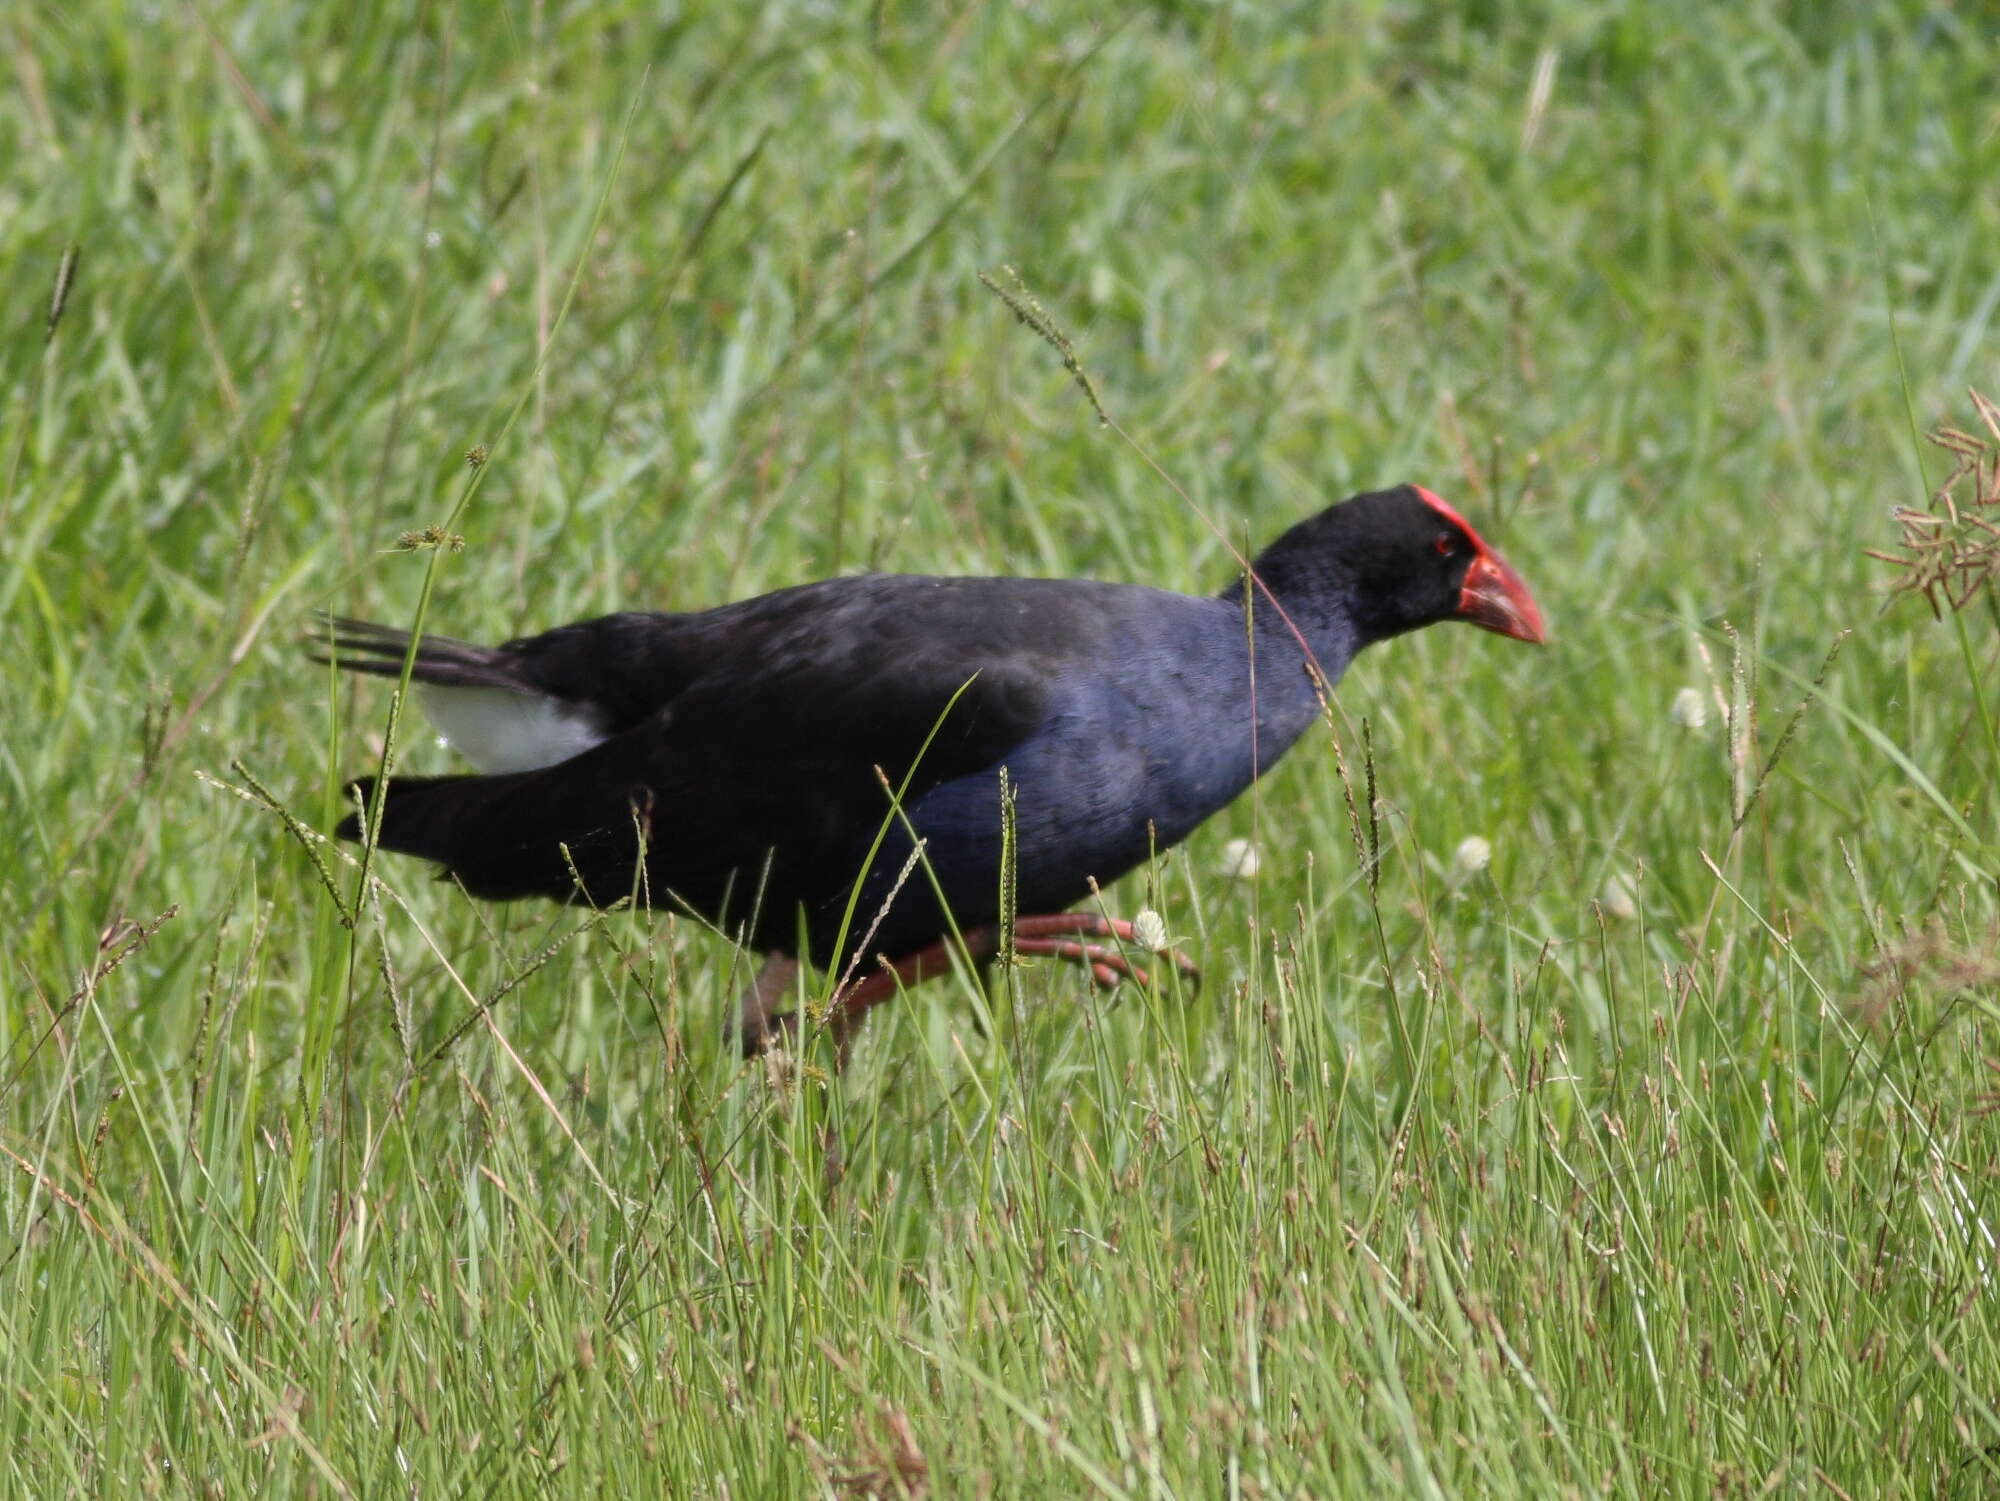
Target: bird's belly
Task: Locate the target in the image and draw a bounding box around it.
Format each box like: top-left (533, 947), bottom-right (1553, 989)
top-left (805, 634), bottom-right (1326, 966)
top-left (1007, 738), bottom-right (1253, 900)
top-left (815, 728), bottom-right (1265, 964)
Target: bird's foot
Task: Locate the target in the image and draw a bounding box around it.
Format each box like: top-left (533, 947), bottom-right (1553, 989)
top-left (738, 914), bottom-right (1199, 1063)
top-left (1005, 912), bottom-right (1202, 992)
top-left (830, 912), bottom-right (1199, 1016)
top-left (736, 954), bottom-right (802, 1059)
top-left (740, 1009), bottom-right (800, 1058)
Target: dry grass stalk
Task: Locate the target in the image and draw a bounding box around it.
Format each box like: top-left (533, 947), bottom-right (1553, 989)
top-left (1867, 388), bottom-right (2000, 616)
top-left (1854, 919), bottom-right (2000, 1031)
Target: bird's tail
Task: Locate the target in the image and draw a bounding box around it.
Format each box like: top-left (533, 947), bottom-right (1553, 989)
top-left (336, 766), bottom-right (647, 904)
top-left (340, 772), bottom-right (577, 901)
top-left (337, 774), bottom-right (506, 868)
top-left (306, 615), bottom-right (533, 692)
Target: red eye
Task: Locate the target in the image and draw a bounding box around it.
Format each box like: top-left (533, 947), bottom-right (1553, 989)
top-left (1434, 532), bottom-right (1454, 557)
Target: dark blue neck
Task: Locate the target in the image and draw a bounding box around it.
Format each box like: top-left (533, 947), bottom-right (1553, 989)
top-left (1225, 574), bottom-right (1365, 752)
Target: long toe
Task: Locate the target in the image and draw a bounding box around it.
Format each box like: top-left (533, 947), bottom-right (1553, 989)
top-left (739, 1009), bottom-right (800, 1058)
top-left (1011, 935), bottom-right (1149, 989)
top-left (783, 915), bottom-right (1202, 1063)
top-left (1010, 913), bottom-right (1200, 992)
top-left (737, 954), bottom-right (803, 1056)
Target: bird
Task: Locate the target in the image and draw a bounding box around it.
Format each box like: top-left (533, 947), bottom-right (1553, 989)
top-left (313, 483), bottom-right (1543, 1055)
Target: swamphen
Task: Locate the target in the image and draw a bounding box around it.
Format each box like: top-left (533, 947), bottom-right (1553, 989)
top-left (316, 484), bottom-right (1543, 1053)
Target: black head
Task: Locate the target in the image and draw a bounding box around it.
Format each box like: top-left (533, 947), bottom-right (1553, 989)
top-left (1245, 484), bottom-right (1545, 648)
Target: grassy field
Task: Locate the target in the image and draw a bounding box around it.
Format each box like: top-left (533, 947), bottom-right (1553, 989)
top-left (6, 1), bottom-right (2000, 1494)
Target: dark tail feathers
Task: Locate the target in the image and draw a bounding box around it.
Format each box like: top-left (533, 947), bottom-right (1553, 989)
top-left (307, 615), bottom-right (531, 692)
top-left (338, 774), bottom-right (501, 869)
top-left (337, 771), bottom-right (633, 903)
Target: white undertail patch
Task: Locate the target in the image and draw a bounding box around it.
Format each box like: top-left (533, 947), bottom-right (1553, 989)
top-left (419, 684), bottom-right (608, 774)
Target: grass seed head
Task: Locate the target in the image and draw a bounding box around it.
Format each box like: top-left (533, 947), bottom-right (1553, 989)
top-left (1868, 389), bottom-right (2000, 616)
top-left (393, 524), bottom-right (466, 554)
top-left (1854, 920), bottom-right (2000, 1030)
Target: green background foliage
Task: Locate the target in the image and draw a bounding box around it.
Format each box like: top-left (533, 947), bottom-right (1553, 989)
top-left (4, 2), bottom-right (1998, 1494)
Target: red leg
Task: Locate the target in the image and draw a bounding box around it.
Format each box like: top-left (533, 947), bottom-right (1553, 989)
top-left (735, 953), bottom-right (800, 1056)
top-left (804, 912), bottom-right (1198, 1059)
top-left (738, 933), bottom-right (993, 1061)
top-left (1010, 913), bottom-right (1202, 984)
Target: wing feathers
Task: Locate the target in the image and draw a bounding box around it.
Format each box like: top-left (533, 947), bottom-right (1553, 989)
top-left (315, 579), bottom-right (1118, 947)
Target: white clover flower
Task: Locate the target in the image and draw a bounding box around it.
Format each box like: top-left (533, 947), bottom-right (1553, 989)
top-left (1600, 871), bottom-right (1639, 919)
top-left (1669, 687), bottom-right (1708, 731)
top-left (1217, 838), bottom-right (1261, 880)
top-left (1131, 909), bottom-right (1170, 953)
top-left (1450, 835), bottom-right (1492, 881)
top-left (424, 229), bottom-right (442, 250)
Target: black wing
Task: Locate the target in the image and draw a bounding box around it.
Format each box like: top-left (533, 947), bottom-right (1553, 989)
top-left (324, 575), bottom-right (1115, 942)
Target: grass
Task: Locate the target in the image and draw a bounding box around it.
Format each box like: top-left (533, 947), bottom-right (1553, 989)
top-left (5, 1), bottom-right (2000, 1494)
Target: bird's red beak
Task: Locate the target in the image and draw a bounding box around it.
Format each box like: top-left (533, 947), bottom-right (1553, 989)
top-left (1458, 549), bottom-right (1545, 644)
top-left (1414, 486), bottom-right (1547, 645)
